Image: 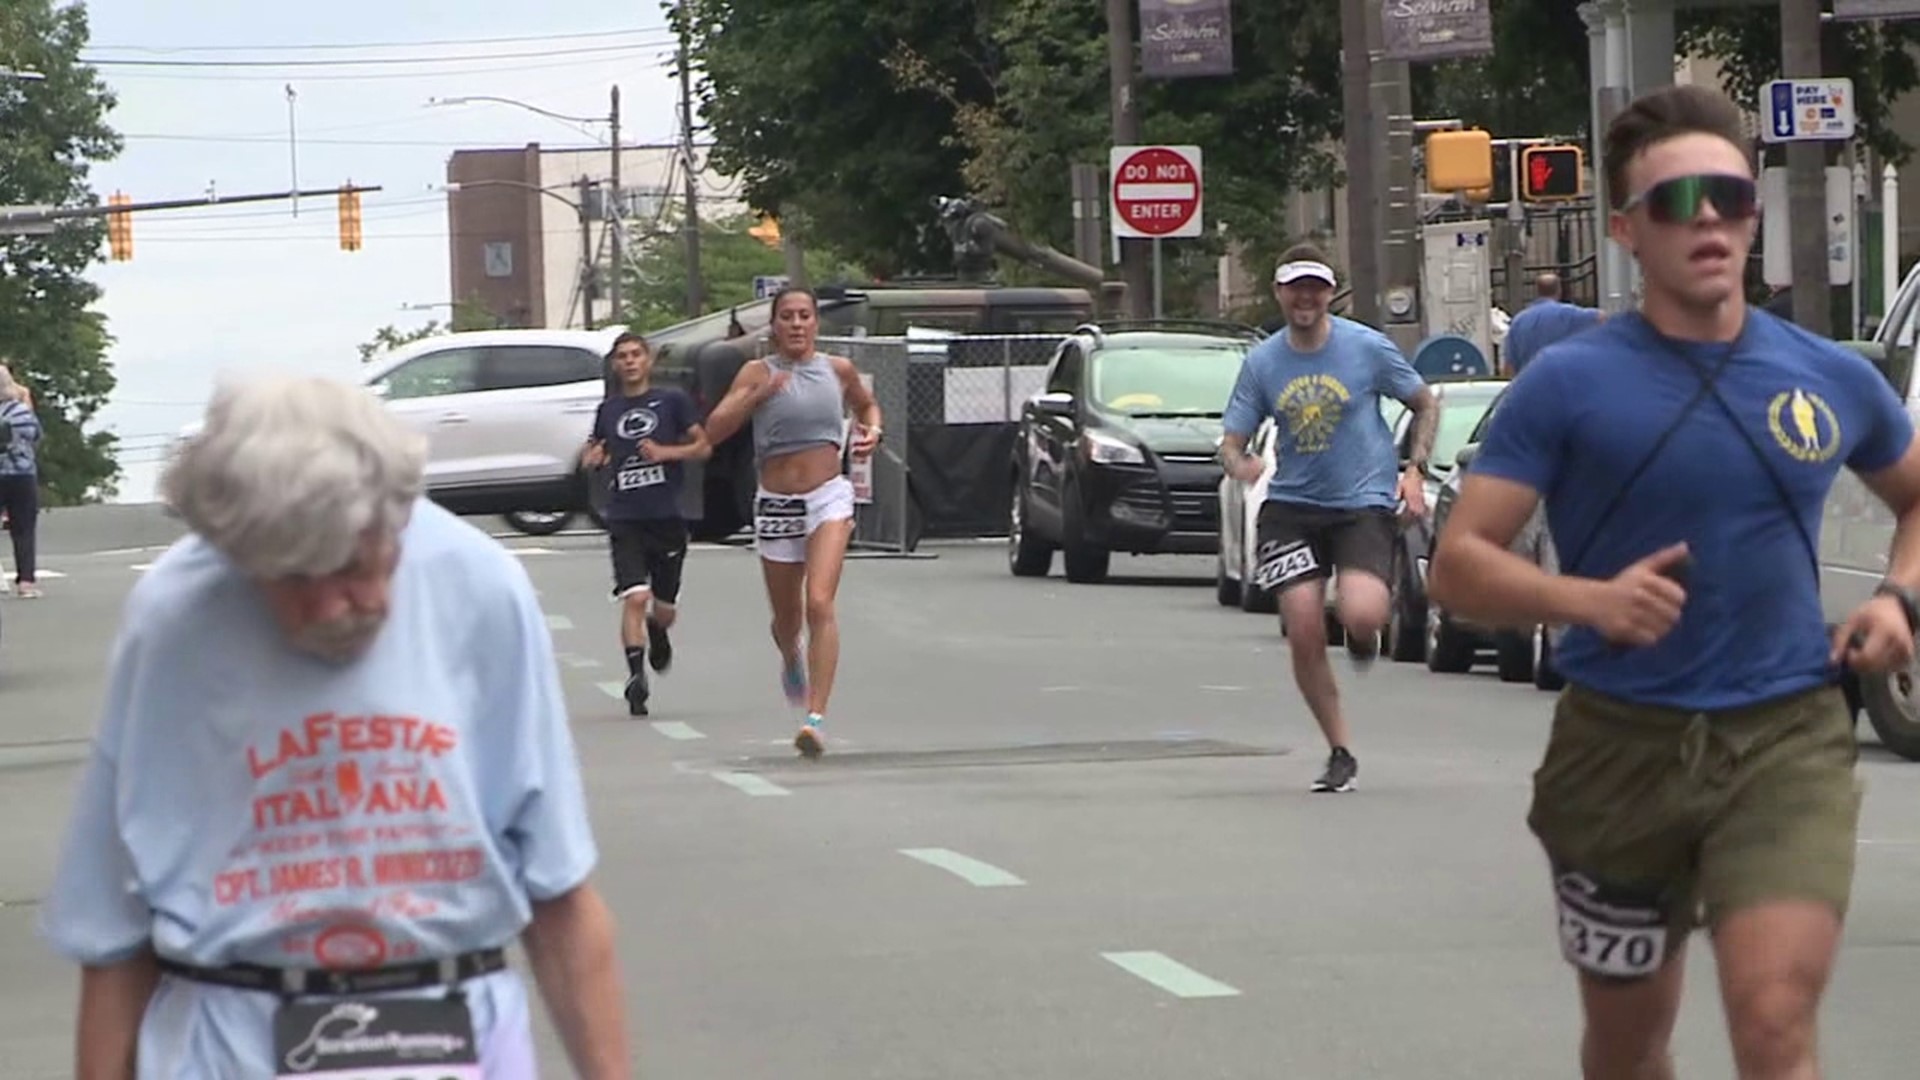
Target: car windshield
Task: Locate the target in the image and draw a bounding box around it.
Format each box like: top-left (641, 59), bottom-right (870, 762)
top-left (1090, 345), bottom-right (1247, 417)
top-left (1432, 386), bottom-right (1503, 470)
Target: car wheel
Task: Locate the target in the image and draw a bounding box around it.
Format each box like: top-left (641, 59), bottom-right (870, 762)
top-left (1425, 605), bottom-right (1475, 674)
top-left (1495, 630), bottom-right (1535, 683)
top-left (1860, 656), bottom-right (1920, 761)
top-left (503, 510), bottom-right (574, 536)
top-left (1060, 484), bottom-right (1110, 584)
top-left (1534, 627), bottom-right (1567, 691)
top-left (1388, 548), bottom-right (1427, 663)
top-left (1215, 555), bottom-right (1241, 606)
top-left (1007, 478), bottom-right (1053, 578)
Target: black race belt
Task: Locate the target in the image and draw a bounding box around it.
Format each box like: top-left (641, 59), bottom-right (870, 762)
top-left (158, 947), bottom-right (506, 997)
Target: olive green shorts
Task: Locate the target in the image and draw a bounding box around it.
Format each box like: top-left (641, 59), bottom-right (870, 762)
top-left (1527, 682), bottom-right (1863, 978)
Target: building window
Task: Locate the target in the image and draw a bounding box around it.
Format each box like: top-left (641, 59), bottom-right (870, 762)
top-left (483, 241), bottom-right (514, 279)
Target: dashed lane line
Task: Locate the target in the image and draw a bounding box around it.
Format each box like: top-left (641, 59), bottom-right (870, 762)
top-left (545, 614), bottom-right (574, 632)
top-left (710, 771), bottom-right (790, 797)
top-left (649, 721), bottom-right (705, 741)
top-left (898, 848), bottom-right (1026, 888)
top-left (1101, 951), bottom-right (1242, 999)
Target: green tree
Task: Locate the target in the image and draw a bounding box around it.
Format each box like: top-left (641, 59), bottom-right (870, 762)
top-left (0, 0), bottom-right (121, 504)
top-left (678, 0), bottom-right (997, 276)
top-left (356, 295), bottom-right (498, 362)
top-left (623, 209), bottom-right (863, 331)
top-left (1413, 2), bottom-right (1597, 140)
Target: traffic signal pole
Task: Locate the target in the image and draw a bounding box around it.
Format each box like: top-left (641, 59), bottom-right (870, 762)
top-left (0, 184), bottom-right (383, 232)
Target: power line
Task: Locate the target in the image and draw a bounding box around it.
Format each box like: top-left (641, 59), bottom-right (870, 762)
top-left (122, 132), bottom-right (618, 148)
top-left (89, 27), bottom-right (663, 53)
top-left (82, 41), bottom-right (668, 68)
top-left (96, 53), bottom-right (675, 83)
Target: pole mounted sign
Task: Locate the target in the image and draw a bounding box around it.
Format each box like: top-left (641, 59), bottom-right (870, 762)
top-left (1109, 144), bottom-right (1204, 239)
top-left (1761, 78), bottom-right (1857, 144)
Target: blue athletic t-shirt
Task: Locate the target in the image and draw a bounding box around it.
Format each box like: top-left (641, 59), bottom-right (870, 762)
top-left (592, 386), bottom-right (699, 522)
top-left (1222, 316), bottom-right (1428, 512)
top-left (1504, 299), bottom-right (1604, 375)
top-left (1470, 310), bottom-right (1914, 711)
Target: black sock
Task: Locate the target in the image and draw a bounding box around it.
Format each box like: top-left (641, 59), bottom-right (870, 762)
top-left (625, 646), bottom-right (646, 678)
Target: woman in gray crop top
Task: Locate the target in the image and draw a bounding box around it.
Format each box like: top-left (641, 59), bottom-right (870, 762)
top-left (703, 286), bottom-right (884, 760)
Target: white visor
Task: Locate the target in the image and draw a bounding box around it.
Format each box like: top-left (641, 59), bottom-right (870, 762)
top-left (1274, 260), bottom-right (1337, 287)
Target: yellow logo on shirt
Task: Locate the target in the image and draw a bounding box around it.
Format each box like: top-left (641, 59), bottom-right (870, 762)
top-left (1766, 388), bottom-right (1840, 464)
top-left (1276, 374), bottom-right (1352, 454)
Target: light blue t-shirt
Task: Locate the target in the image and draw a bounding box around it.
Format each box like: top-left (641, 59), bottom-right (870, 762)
top-left (1223, 316), bottom-right (1428, 511)
top-left (40, 498), bottom-right (598, 1077)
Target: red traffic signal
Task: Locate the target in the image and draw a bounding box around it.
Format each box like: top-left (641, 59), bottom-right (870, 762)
top-left (1520, 146), bottom-right (1584, 201)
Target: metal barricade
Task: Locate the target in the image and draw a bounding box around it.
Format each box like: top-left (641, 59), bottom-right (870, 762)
top-left (817, 336), bottom-right (917, 554)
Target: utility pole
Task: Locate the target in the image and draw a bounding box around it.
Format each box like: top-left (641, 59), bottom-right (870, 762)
top-left (1339, 0), bottom-right (1380, 326)
top-left (577, 176), bottom-right (596, 330)
top-left (1106, 0), bottom-right (1150, 318)
top-left (1366, 0), bottom-right (1421, 349)
top-left (678, 3), bottom-right (706, 318)
top-left (1782, 0), bottom-right (1829, 335)
top-left (608, 84), bottom-right (624, 326)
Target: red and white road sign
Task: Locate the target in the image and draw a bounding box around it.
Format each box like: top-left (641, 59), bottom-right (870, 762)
top-left (1109, 144), bottom-right (1204, 239)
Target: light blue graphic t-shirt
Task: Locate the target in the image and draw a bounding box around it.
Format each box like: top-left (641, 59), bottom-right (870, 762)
top-left (1222, 316), bottom-right (1428, 511)
top-left (40, 498), bottom-right (599, 1078)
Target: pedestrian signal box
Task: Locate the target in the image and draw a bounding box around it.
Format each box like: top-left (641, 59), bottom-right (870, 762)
top-left (1521, 145), bottom-right (1585, 201)
top-left (1425, 129), bottom-right (1493, 193)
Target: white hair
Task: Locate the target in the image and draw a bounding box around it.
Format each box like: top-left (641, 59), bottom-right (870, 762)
top-left (0, 364), bottom-right (15, 397)
top-left (162, 373), bottom-right (427, 578)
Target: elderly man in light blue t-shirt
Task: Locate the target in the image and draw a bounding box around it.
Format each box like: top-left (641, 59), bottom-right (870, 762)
top-left (40, 375), bottom-right (633, 1079)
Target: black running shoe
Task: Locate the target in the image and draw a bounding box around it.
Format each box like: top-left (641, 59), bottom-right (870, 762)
top-left (1312, 747), bottom-right (1358, 793)
top-left (646, 617), bottom-right (673, 673)
top-left (1346, 630), bottom-right (1379, 673)
top-left (624, 673), bottom-right (650, 717)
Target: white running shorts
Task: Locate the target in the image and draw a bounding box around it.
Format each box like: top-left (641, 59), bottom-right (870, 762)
top-left (753, 475), bottom-right (855, 563)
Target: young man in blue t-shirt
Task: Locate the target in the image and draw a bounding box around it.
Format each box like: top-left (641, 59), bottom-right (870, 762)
top-left (1221, 243), bottom-right (1439, 795)
top-left (583, 332), bottom-right (711, 717)
top-left (1429, 85), bottom-right (1920, 1078)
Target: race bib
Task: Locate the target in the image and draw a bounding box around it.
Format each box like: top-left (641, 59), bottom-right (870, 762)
top-left (617, 463), bottom-right (667, 491)
top-left (1252, 539), bottom-right (1321, 591)
top-left (274, 997), bottom-right (481, 1079)
top-left (755, 495), bottom-right (807, 540)
top-left (1553, 871), bottom-right (1667, 979)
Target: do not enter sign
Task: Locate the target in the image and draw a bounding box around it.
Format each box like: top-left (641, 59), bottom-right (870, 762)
top-left (1109, 144), bottom-right (1204, 239)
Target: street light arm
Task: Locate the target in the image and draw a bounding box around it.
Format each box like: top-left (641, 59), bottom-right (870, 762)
top-left (440, 179), bottom-right (583, 212)
top-left (428, 94), bottom-right (604, 127)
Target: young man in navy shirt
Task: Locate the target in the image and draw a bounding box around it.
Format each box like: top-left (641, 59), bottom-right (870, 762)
top-left (584, 332), bottom-right (711, 716)
top-left (1430, 85), bottom-right (1920, 1078)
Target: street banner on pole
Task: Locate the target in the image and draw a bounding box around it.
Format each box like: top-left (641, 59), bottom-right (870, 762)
top-left (1138, 0), bottom-right (1234, 78)
top-left (1380, 0), bottom-right (1495, 63)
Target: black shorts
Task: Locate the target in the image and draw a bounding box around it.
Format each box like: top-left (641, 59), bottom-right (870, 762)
top-left (1251, 500), bottom-right (1396, 594)
top-left (607, 518), bottom-right (688, 605)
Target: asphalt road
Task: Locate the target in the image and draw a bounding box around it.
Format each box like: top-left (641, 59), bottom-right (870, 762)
top-left (4, 528), bottom-right (1920, 1078)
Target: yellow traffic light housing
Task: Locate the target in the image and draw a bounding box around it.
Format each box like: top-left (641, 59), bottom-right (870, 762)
top-left (747, 214), bottom-right (781, 249)
top-left (1520, 146), bottom-right (1585, 201)
top-left (337, 186), bottom-right (363, 251)
top-left (1425, 129), bottom-right (1493, 193)
top-left (105, 192), bottom-right (132, 262)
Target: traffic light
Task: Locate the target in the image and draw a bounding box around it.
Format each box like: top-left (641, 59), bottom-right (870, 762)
top-left (1425, 129), bottom-right (1493, 193)
top-left (1520, 145), bottom-right (1585, 201)
top-left (105, 192), bottom-right (132, 262)
top-left (337, 186), bottom-right (363, 251)
top-left (747, 214), bottom-right (781, 249)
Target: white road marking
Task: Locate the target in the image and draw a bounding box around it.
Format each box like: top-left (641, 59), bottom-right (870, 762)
top-left (596, 681), bottom-right (628, 701)
top-left (649, 721), bottom-right (705, 741)
top-left (711, 771), bottom-right (790, 797)
top-left (1101, 951), bottom-right (1242, 999)
top-left (899, 848), bottom-right (1025, 888)
top-left (559, 655), bottom-right (601, 669)
top-left (130, 563), bottom-right (154, 572)
top-left (509, 547), bottom-right (559, 557)
top-left (1199, 684), bottom-right (1245, 692)
top-left (545, 614), bottom-right (574, 632)
top-left (1040, 685), bottom-right (1080, 693)
top-left (32, 570), bottom-right (66, 580)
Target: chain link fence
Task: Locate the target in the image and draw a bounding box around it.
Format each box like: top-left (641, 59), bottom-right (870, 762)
top-left (818, 336), bottom-right (916, 554)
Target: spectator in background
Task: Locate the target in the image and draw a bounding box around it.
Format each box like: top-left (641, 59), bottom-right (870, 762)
top-left (1501, 272), bottom-right (1604, 377)
top-left (0, 363), bottom-right (42, 599)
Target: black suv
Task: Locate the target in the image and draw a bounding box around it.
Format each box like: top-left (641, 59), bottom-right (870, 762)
top-left (1008, 321), bottom-right (1262, 583)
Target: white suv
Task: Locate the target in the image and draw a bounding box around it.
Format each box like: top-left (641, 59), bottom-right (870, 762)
top-left (175, 327), bottom-right (626, 523)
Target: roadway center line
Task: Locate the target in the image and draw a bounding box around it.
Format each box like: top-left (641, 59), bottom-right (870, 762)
top-left (898, 848), bottom-right (1026, 888)
top-left (711, 771), bottom-right (790, 797)
top-left (545, 614), bottom-right (574, 632)
top-left (649, 721), bottom-right (705, 741)
top-left (1101, 951), bottom-right (1242, 999)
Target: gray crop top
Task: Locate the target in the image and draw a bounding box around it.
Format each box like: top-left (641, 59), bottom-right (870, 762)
top-left (752, 353), bottom-right (846, 463)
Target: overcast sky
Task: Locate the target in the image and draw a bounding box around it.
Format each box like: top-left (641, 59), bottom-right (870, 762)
top-left (76, 1), bottom-right (687, 501)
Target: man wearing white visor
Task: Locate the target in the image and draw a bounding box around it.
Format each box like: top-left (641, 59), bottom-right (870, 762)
top-left (1221, 243), bottom-right (1438, 793)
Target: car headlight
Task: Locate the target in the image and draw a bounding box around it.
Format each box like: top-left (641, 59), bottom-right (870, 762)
top-left (1081, 430), bottom-right (1145, 465)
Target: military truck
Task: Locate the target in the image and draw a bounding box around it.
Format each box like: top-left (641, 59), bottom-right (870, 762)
top-left (628, 197), bottom-right (1120, 540)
